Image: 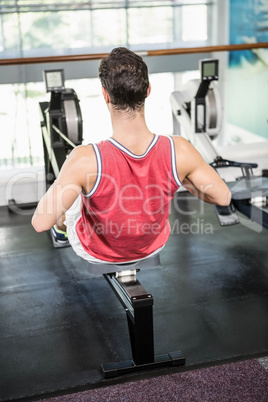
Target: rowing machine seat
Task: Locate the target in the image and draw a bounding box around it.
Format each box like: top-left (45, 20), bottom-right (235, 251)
top-left (85, 253), bottom-right (161, 274)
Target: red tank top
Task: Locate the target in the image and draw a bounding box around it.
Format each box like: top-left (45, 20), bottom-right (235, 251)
top-left (76, 135), bottom-right (181, 262)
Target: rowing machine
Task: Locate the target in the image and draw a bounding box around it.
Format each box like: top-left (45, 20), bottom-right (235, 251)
top-left (170, 59), bottom-right (268, 229)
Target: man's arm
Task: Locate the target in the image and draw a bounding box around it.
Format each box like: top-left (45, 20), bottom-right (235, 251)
top-left (32, 145), bottom-right (97, 232)
top-left (173, 136), bottom-right (231, 206)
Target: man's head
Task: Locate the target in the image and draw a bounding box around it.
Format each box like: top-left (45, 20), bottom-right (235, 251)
top-left (99, 47), bottom-right (149, 113)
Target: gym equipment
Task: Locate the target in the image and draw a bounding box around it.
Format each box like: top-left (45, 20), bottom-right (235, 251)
top-left (8, 70), bottom-right (81, 215)
top-left (39, 69), bottom-right (186, 377)
top-left (170, 59), bottom-right (222, 151)
top-left (86, 255), bottom-right (185, 378)
top-left (170, 59), bottom-right (268, 229)
top-left (7, 199), bottom-right (38, 214)
top-left (40, 69), bottom-right (83, 186)
top-left (39, 69), bottom-right (83, 247)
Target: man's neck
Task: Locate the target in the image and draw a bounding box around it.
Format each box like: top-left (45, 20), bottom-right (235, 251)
top-left (110, 107), bottom-right (153, 152)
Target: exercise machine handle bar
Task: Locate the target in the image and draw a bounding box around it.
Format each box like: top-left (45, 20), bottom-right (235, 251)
top-left (210, 157), bottom-right (258, 169)
top-left (52, 124), bottom-right (76, 149)
top-left (210, 157), bottom-right (258, 179)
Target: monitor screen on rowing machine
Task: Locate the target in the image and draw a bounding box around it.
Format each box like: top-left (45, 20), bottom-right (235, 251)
top-left (200, 59), bottom-right (219, 81)
top-left (44, 69), bottom-right (65, 92)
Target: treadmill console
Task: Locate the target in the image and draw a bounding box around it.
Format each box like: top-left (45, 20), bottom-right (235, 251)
top-left (43, 69), bottom-right (65, 92)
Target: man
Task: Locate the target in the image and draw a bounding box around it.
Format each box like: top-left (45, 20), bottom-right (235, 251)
top-left (32, 47), bottom-right (231, 264)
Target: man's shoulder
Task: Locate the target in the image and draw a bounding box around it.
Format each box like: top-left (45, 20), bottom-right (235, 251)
top-left (170, 135), bottom-right (204, 177)
top-left (170, 135), bottom-right (188, 146)
top-left (170, 135), bottom-right (193, 154)
top-left (70, 144), bottom-right (96, 159)
top-left (68, 144), bottom-right (97, 172)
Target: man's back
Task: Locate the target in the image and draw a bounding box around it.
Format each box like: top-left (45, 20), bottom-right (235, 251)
top-left (76, 135), bottom-right (180, 262)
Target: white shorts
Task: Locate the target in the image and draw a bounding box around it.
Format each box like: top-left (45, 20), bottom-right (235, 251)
top-left (65, 195), bottom-right (164, 265)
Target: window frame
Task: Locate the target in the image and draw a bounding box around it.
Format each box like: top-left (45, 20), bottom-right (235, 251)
top-left (0, 0), bottom-right (215, 59)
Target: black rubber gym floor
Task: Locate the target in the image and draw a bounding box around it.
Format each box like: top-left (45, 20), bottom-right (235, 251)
top-left (0, 193), bottom-right (268, 401)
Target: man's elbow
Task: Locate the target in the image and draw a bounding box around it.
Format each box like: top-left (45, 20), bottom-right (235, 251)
top-left (31, 216), bottom-right (50, 233)
top-left (217, 189), bottom-right (232, 207)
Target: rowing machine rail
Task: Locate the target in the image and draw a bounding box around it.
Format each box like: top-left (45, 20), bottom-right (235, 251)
top-left (101, 269), bottom-right (185, 377)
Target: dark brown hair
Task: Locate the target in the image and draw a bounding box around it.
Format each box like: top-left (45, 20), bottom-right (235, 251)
top-left (98, 47), bottom-right (149, 112)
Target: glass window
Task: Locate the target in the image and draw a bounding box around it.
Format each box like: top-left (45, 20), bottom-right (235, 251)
top-left (1, 13), bottom-right (21, 57)
top-left (0, 1), bottom-right (211, 58)
top-left (0, 1), bottom-right (213, 168)
top-left (0, 82), bottom-right (45, 169)
top-left (92, 9), bottom-right (126, 47)
top-left (20, 11), bottom-right (92, 53)
top-left (91, 0), bottom-right (124, 6)
top-left (128, 7), bottom-right (173, 45)
top-left (181, 5), bottom-right (207, 42)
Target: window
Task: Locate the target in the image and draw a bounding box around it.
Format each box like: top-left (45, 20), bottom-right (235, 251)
top-left (128, 6), bottom-right (173, 46)
top-left (0, 0), bottom-right (213, 169)
top-left (0, 1), bottom-right (212, 58)
top-left (0, 72), bottom-right (175, 169)
top-left (0, 82), bottom-right (45, 168)
top-left (181, 5), bottom-right (207, 42)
